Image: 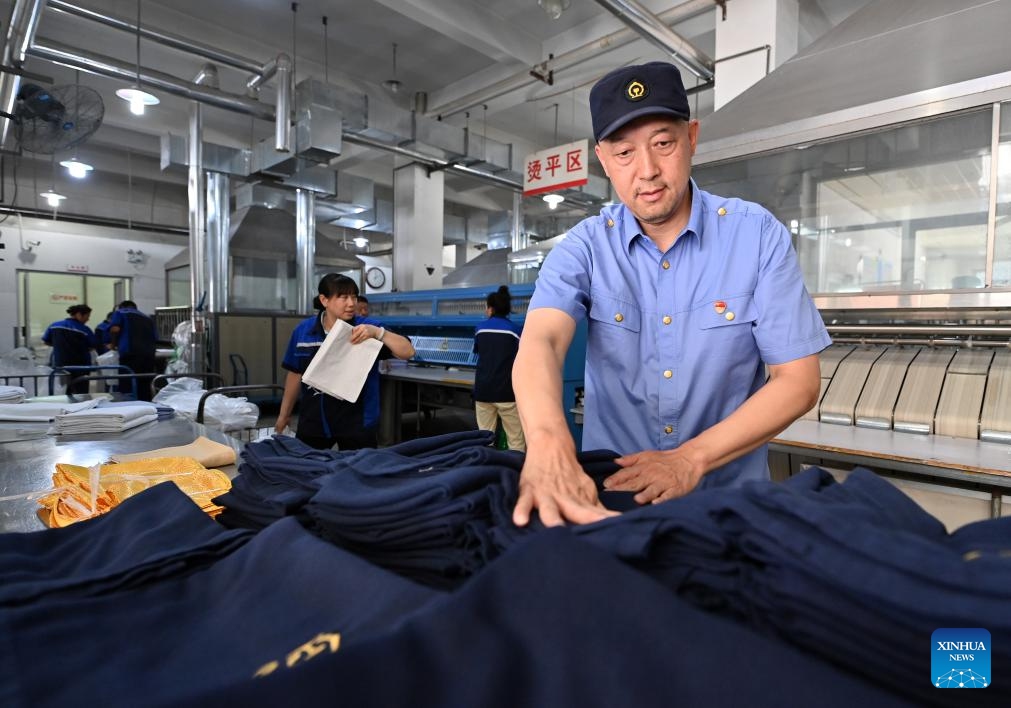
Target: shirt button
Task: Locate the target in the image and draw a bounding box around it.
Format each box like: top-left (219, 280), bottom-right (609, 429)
top-left (664, 425), bottom-right (673, 434)
top-left (662, 315), bottom-right (672, 325)
top-left (663, 370), bottom-right (672, 378)
top-left (614, 313), bottom-right (624, 323)
top-left (718, 207), bottom-right (727, 216)
top-left (661, 261), bottom-right (670, 270)
top-left (725, 312), bottom-right (735, 321)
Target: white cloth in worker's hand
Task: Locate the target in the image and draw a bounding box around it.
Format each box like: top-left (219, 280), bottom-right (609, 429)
top-left (302, 319), bottom-right (382, 403)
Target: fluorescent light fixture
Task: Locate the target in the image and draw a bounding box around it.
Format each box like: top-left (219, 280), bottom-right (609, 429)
top-left (353, 236), bottom-right (369, 248)
top-left (40, 189), bottom-right (66, 207)
top-left (59, 157), bottom-right (93, 179)
top-left (542, 193), bottom-right (565, 210)
top-left (116, 86), bottom-right (159, 116)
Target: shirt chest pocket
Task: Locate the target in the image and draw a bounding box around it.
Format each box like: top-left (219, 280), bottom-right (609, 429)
top-left (693, 293), bottom-right (758, 360)
top-left (588, 294), bottom-right (641, 361)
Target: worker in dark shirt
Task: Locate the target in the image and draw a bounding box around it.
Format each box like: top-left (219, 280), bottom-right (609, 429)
top-left (94, 311), bottom-right (114, 356)
top-left (42, 304), bottom-right (97, 395)
top-left (109, 300), bottom-right (158, 401)
top-left (473, 286), bottom-right (525, 451)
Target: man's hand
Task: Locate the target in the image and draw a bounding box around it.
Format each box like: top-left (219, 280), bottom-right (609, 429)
top-left (513, 449), bottom-right (616, 527)
top-left (605, 449), bottom-right (705, 504)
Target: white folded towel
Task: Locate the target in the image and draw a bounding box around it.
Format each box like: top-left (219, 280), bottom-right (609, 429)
top-left (0, 399), bottom-right (100, 422)
top-left (51, 403), bottom-right (159, 434)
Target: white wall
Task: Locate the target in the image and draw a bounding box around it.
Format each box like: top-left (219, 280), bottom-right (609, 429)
top-left (0, 216), bottom-right (185, 350)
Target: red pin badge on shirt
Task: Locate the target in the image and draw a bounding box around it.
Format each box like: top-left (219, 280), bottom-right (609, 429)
top-left (714, 300), bottom-right (727, 314)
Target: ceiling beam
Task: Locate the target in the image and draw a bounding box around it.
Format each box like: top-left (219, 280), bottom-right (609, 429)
top-left (370, 0), bottom-right (542, 65)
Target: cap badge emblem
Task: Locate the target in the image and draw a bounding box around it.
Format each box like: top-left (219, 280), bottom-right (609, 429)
top-left (625, 79), bottom-right (647, 101)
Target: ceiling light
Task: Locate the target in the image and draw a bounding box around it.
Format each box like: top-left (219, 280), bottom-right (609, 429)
top-left (382, 43), bottom-right (402, 94)
top-left (538, 0), bottom-right (570, 20)
top-left (116, 86), bottom-right (159, 116)
top-left (59, 156), bottom-right (93, 179)
top-left (353, 236), bottom-right (369, 248)
top-left (542, 193), bottom-right (565, 210)
top-left (40, 189), bottom-right (66, 208)
top-left (118, 0), bottom-right (159, 116)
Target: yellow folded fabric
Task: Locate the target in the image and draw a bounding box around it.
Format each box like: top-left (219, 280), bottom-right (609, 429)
top-left (109, 436), bottom-right (237, 468)
top-left (38, 457), bottom-right (232, 527)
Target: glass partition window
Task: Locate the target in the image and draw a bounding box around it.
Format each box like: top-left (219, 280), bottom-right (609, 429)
top-left (694, 108), bottom-right (994, 294)
top-left (995, 104), bottom-right (1011, 285)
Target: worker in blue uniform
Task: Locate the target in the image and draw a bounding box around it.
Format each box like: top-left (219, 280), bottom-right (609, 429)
top-left (41, 304), bottom-right (97, 394)
top-left (93, 311), bottom-right (114, 356)
top-left (109, 300), bottom-right (158, 401)
top-left (512, 62), bottom-right (831, 527)
top-left (473, 285), bottom-right (525, 451)
top-left (276, 273), bottom-right (415, 450)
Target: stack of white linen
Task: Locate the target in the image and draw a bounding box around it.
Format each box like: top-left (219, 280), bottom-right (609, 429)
top-left (0, 399), bottom-right (99, 422)
top-left (0, 386), bottom-right (27, 404)
top-left (51, 401), bottom-right (159, 435)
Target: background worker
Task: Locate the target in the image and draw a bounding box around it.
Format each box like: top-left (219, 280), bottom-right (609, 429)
top-left (275, 274), bottom-right (414, 450)
top-left (109, 300), bottom-right (158, 401)
top-left (512, 62), bottom-right (830, 527)
top-left (356, 295), bottom-right (370, 318)
top-left (473, 285), bottom-right (525, 451)
top-left (41, 304), bottom-right (97, 395)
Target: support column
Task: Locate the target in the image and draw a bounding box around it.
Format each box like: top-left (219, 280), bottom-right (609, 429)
top-left (393, 163), bottom-right (444, 291)
top-left (510, 191), bottom-right (527, 252)
top-left (295, 189), bottom-right (316, 314)
top-left (206, 172), bottom-right (230, 313)
top-left (714, 0), bottom-right (798, 110)
top-left (187, 101), bottom-right (207, 373)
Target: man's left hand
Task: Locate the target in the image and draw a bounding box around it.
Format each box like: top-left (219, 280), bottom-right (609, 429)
top-left (604, 450), bottom-right (704, 504)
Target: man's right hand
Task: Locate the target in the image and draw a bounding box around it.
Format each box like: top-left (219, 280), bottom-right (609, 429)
top-left (273, 416), bottom-right (290, 435)
top-left (512, 445), bottom-right (615, 527)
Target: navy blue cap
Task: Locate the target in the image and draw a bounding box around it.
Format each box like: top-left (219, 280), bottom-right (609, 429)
top-left (590, 62), bottom-right (690, 142)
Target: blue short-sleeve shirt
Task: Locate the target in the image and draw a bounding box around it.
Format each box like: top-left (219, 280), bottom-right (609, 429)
top-left (528, 179), bottom-right (831, 488)
top-left (110, 308), bottom-right (157, 357)
top-left (42, 318), bottom-right (96, 367)
top-left (282, 313), bottom-right (391, 436)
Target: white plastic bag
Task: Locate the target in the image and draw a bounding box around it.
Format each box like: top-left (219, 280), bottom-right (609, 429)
top-left (153, 376), bottom-right (258, 432)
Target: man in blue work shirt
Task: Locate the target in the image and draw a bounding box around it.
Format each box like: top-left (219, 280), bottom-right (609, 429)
top-left (512, 62), bottom-right (831, 527)
top-left (109, 300), bottom-right (158, 401)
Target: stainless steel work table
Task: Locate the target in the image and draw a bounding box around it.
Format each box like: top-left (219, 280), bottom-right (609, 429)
top-left (0, 416), bottom-right (244, 533)
top-left (379, 366), bottom-right (476, 443)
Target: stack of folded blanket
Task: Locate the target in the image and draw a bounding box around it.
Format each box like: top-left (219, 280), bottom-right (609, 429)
top-left (50, 401), bottom-right (159, 434)
top-left (0, 384), bottom-right (27, 403)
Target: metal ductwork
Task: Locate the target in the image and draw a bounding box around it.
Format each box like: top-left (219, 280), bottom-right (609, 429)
top-left (442, 247), bottom-right (512, 288)
top-left (427, 0), bottom-right (714, 119)
top-left (46, 0), bottom-right (264, 74)
top-left (0, 0), bottom-right (47, 146)
top-left (592, 0), bottom-right (714, 80)
top-left (695, 0), bottom-right (1011, 163)
top-left (27, 39), bottom-right (275, 119)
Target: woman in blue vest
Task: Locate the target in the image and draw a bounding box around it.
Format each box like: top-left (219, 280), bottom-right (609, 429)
top-left (42, 304), bottom-right (97, 394)
top-left (473, 285), bottom-right (525, 451)
top-left (276, 274), bottom-right (415, 450)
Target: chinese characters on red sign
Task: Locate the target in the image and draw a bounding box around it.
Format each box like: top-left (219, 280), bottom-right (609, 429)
top-left (522, 139), bottom-right (589, 197)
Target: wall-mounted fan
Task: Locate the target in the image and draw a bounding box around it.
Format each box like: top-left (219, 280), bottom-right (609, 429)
top-left (14, 83), bottom-right (104, 154)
